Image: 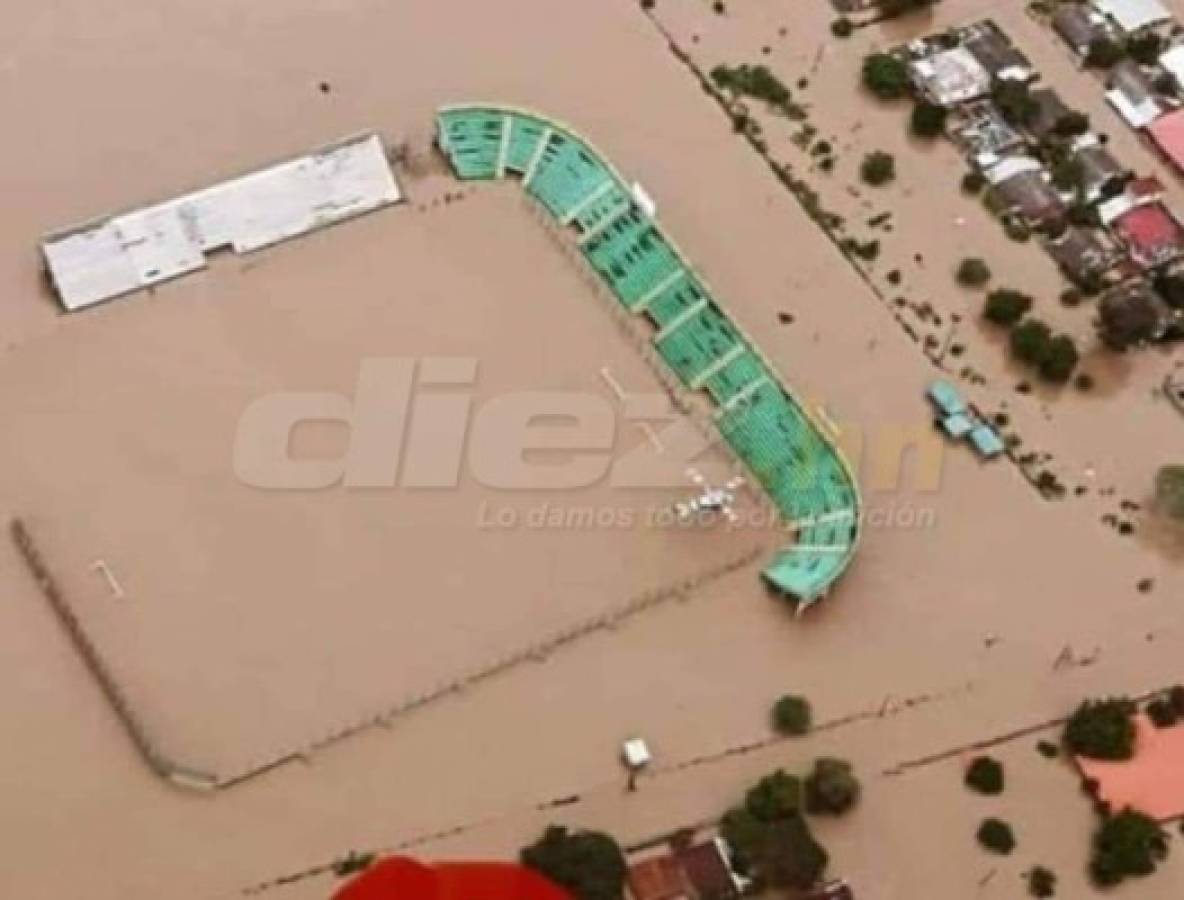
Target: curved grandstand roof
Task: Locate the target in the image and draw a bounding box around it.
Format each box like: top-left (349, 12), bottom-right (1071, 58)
top-left (436, 103), bottom-right (862, 605)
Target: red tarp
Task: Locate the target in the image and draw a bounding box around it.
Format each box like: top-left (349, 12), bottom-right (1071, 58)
top-left (334, 857), bottom-right (572, 900)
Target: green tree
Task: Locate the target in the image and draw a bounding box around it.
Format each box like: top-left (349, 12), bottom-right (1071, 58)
top-left (993, 80), bottom-right (1039, 126)
top-left (1086, 37), bottom-right (1125, 69)
top-left (957, 257), bottom-right (991, 288)
top-left (1028, 865), bottom-right (1057, 898)
top-left (862, 53), bottom-right (911, 100)
top-left (861, 150), bottom-right (896, 186)
top-left (831, 17), bottom-right (854, 38)
top-left (1051, 156), bottom-right (1085, 192)
top-left (977, 818), bottom-right (1016, 855)
top-left (911, 100), bottom-right (948, 138)
top-left (804, 758), bottom-right (861, 815)
top-left (759, 813), bottom-right (829, 890)
top-left (1040, 334), bottom-right (1079, 383)
top-left (983, 289), bottom-right (1033, 326)
top-left (1090, 809), bottom-right (1169, 886)
top-left (1010, 319), bottom-right (1052, 366)
top-left (772, 694), bottom-right (813, 736)
top-left (962, 170), bottom-right (986, 194)
top-left (719, 806), bottom-right (766, 874)
top-left (746, 769), bottom-right (803, 822)
top-left (1053, 110), bottom-right (1090, 138)
top-left (878, 0), bottom-right (937, 18)
top-left (1127, 33), bottom-right (1164, 66)
top-left (965, 756), bottom-right (1005, 795)
top-left (1146, 696), bottom-right (1179, 728)
top-left (1064, 698), bottom-right (1137, 760)
top-left (520, 826), bottom-right (627, 900)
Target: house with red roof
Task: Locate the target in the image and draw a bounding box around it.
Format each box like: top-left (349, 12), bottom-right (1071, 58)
top-left (1149, 108), bottom-right (1184, 175)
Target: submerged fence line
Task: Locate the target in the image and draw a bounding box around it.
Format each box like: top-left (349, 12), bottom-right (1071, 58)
top-left (12, 514), bottom-right (762, 790)
top-left (9, 518), bottom-right (218, 790)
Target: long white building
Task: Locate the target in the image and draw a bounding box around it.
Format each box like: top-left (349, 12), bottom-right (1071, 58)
top-left (41, 132), bottom-right (401, 312)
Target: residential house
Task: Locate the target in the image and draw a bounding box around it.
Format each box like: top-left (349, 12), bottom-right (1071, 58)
top-left (1053, 4), bottom-right (1118, 59)
top-left (625, 839), bottom-right (746, 900)
top-left (960, 20), bottom-right (1037, 83)
top-left (1106, 60), bottom-right (1166, 128)
top-left (1090, 0), bottom-right (1172, 36)
top-left (1075, 138), bottom-right (1131, 204)
top-left (1158, 44), bottom-right (1184, 94)
top-left (909, 47), bottom-right (992, 107)
top-left (986, 156), bottom-right (1067, 226)
top-left (950, 100), bottom-right (1026, 167)
top-left (1148, 107), bottom-right (1184, 174)
top-left (1105, 189), bottom-right (1184, 268)
top-left (1045, 226), bottom-right (1121, 284)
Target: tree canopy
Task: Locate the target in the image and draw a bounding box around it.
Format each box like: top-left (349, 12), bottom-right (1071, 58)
top-left (804, 758), bottom-right (861, 815)
top-left (861, 150), bottom-right (896, 186)
top-left (977, 818), bottom-right (1016, 855)
top-left (983, 289), bottom-right (1033, 326)
top-left (1090, 810), bottom-right (1169, 887)
top-left (746, 769), bottom-right (803, 822)
top-left (965, 756), bottom-right (1005, 795)
top-left (911, 100), bottom-right (948, 138)
top-left (1063, 698), bottom-right (1137, 761)
top-left (772, 694), bottom-right (813, 736)
top-left (520, 826), bottom-right (626, 900)
top-left (862, 53), bottom-right (911, 100)
top-left (956, 257), bottom-right (991, 288)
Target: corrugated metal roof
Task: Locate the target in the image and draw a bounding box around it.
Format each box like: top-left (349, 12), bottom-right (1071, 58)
top-left (42, 132), bottom-right (401, 311)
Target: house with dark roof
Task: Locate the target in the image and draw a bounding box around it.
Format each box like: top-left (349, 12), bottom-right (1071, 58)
top-left (959, 20), bottom-right (1036, 83)
top-left (1053, 3), bottom-right (1117, 58)
top-left (986, 156), bottom-right (1067, 226)
top-left (1045, 226), bottom-right (1121, 284)
top-left (1075, 141), bottom-right (1130, 204)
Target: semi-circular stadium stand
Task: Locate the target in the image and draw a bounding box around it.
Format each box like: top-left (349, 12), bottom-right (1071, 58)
top-left (436, 103), bottom-right (863, 607)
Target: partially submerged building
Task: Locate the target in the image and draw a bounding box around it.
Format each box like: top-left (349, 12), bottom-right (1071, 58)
top-left (1102, 183), bottom-right (1184, 268)
top-left (1046, 226), bottom-right (1122, 283)
top-left (1090, 0), bottom-right (1172, 36)
top-left (951, 100), bottom-right (1026, 167)
top-left (41, 132), bottom-right (401, 311)
top-left (960, 19), bottom-right (1037, 83)
top-left (1106, 60), bottom-right (1166, 128)
top-left (1148, 107), bottom-right (1184, 174)
top-left (986, 156), bottom-right (1066, 226)
top-left (625, 839), bottom-right (748, 900)
top-left (1074, 137), bottom-right (1131, 205)
top-left (1158, 44), bottom-right (1184, 93)
top-left (1054, 3), bottom-right (1118, 59)
top-left (909, 46), bottom-right (992, 107)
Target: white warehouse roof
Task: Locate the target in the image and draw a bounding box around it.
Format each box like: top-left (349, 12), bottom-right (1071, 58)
top-left (42, 133), bottom-right (401, 311)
